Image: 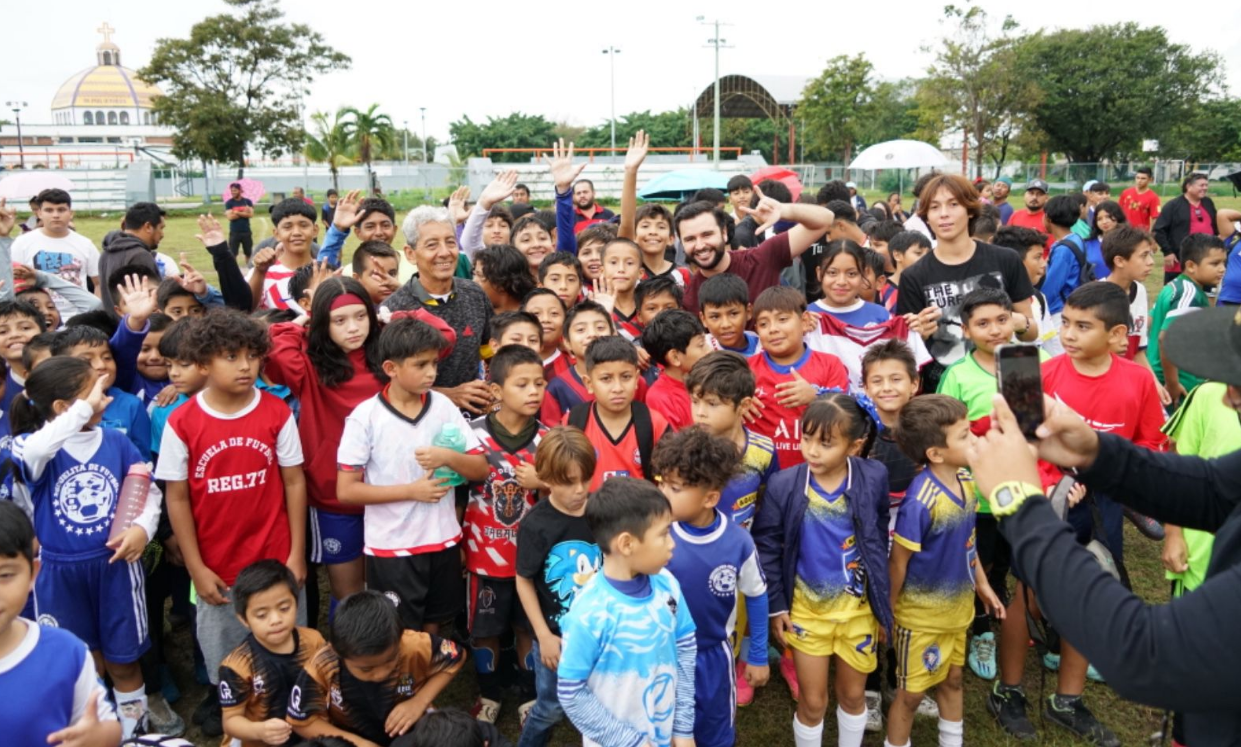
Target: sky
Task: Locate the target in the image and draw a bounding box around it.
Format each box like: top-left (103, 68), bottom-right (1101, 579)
top-left (6, 0), bottom-right (1241, 144)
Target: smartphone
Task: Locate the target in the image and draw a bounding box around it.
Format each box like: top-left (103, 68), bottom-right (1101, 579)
top-left (996, 344), bottom-right (1043, 440)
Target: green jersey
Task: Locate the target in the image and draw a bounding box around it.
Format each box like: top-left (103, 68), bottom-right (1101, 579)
top-left (1148, 274), bottom-right (1208, 392)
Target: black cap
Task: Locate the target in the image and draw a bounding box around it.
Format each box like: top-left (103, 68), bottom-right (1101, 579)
top-left (1024, 178), bottom-right (1049, 193)
top-left (1165, 305), bottom-right (1241, 387)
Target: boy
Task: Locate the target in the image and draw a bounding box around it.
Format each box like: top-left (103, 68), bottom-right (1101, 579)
top-left (727, 175), bottom-right (754, 219)
top-left (635, 275), bottom-right (683, 328)
top-left (351, 240), bottom-right (401, 306)
top-left (888, 395), bottom-right (1003, 747)
top-left (694, 272), bottom-right (757, 355)
top-left (1040, 194), bottom-right (1093, 355)
top-left (488, 310), bottom-right (543, 355)
top-left (866, 220), bottom-right (904, 271)
top-left (51, 325), bottom-right (153, 460)
top-left (884, 231), bottom-right (931, 314)
top-left (565, 336), bottom-right (670, 489)
top-left (635, 204), bottom-right (688, 286)
top-left (557, 477), bottom-right (697, 747)
top-left (522, 289), bottom-right (570, 381)
top-left (993, 226), bottom-right (1058, 352)
top-left (288, 590), bottom-right (466, 746)
top-left (464, 345), bottom-right (548, 723)
top-left (515, 427), bottom-right (603, 747)
top-left (540, 300), bottom-right (614, 425)
top-left (108, 271), bottom-right (174, 409)
top-left (861, 248), bottom-right (890, 306)
top-left (538, 252), bottom-right (584, 306)
top-left (155, 309), bottom-right (308, 723)
top-left (575, 223), bottom-right (615, 284)
top-left (656, 427), bottom-right (769, 747)
top-left (600, 239), bottom-right (643, 340)
top-left (10, 188), bottom-right (100, 322)
top-left (1148, 234), bottom-right (1228, 404)
top-left (250, 198), bottom-right (318, 313)
top-left (17, 262), bottom-right (103, 329)
top-left (1102, 225), bottom-right (1157, 365)
top-left (149, 318), bottom-right (207, 460)
top-left (336, 318), bottom-right (488, 633)
top-left (642, 309), bottom-right (711, 430)
top-left (0, 299), bottom-right (47, 415)
top-left (322, 188), bottom-right (339, 229)
top-left (157, 276), bottom-right (209, 319)
top-left (748, 286), bottom-right (850, 465)
top-left (219, 560), bottom-right (327, 747)
top-left (0, 502), bottom-right (121, 746)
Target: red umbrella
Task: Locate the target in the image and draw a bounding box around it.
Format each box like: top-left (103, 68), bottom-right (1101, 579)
top-left (750, 166), bottom-right (804, 202)
top-left (221, 178), bottom-right (265, 203)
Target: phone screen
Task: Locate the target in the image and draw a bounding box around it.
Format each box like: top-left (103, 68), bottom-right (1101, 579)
top-left (996, 344), bottom-right (1043, 440)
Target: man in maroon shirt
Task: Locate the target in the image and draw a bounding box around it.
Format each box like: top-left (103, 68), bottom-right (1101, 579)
top-left (677, 187), bottom-right (833, 313)
top-left (572, 179), bottom-right (615, 233)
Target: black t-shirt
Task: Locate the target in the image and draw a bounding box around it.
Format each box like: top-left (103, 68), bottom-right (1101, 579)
top-left (225, 197), bottom-right (254, 234)
top-left (800, 232), bottom-right (830, 302)
top-left (871, 428), bottom-right (919, 501)
top-left (894, 241), bottom-right (1034, 367)
top-left (515, 498), bottom-right (600, 636)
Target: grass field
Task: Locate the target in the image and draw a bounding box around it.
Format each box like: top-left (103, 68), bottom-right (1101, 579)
top-left (55, 203), bottom-right (1221, 745)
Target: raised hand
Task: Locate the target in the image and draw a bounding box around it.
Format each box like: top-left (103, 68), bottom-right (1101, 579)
top-left (736, 183), bottom-right (785, 235)
top-left (549, 138), bottom-right (587, 194)
top-left (84, 369), bottom-right (113, 414)
top-left (588, 276), bottom-right (616, 315)
top-left (332, 189), bottom-right (365, 232)
top-left (195, 214), bottom-right (226, 247)
top-left (177, 254), bottom-right (208, 297)
top-left (252, 243), bottom-right (284, 274)
top-left (478, 170), bottom-right (519, 210)
top-left (0, 197), bottom-right (15, 237)
top-left (623, 130), bottom-right (650, 172)
top-left (304, 259), bottom-right (339, 303)
top-left (120, 273), bottom-right (159, 320)
top-left (447, 185), bottom-right (471, 226)
top-left (12, 264), bottom-right (36, 286)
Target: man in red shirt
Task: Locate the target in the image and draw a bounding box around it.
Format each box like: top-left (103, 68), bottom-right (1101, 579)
top-left (1119, 167), bottom-right (1161, 230)
top-left (1006, 179), bottom-right (1051, 250)
top-left (571, 179), bottom-right (615, 234)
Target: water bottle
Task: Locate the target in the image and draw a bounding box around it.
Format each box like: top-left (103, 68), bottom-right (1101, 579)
top-left (107, 465), bottom-right (150, 544)
top-left (431, 423), bottom-right (467, 487)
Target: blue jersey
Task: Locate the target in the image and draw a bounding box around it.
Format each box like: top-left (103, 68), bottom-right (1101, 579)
top-left (149, 393), bottom-right (189, 456)
top-left (792, 476), bottom-right (870, 621)
top-left (100, 387), bottom-right (151, 461)
top-left (719, 331), bottom-right (761, 357)
top-left (719, 430), bottom-right (778, 529)
top-left (809, 299), bottom-right (891, 327)
top-left (1219, 230), bottom-right (1241, 304)
top-left (1, 368), bottom-right (24, 421)
top-left (893, 468), bottom-right (978, 632)
top-left (0, 622), bottom-right (115, 745)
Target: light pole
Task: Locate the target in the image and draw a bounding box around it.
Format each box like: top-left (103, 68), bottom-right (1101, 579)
top-left (696, 18), bottom-right (729, 167)
top-left (403, 119), bottom-right (409, 164)
top-left (420, 107), bottom-right (428, 163)
top-left (601, 47), bottom-right (620, 154)
top-left (6, 101), bottom-right (28, 168)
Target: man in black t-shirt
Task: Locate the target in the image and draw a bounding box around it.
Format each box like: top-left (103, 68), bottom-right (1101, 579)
top-left (224, 182), bottom-right (255, 260)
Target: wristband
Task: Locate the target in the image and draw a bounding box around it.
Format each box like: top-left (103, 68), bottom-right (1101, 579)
top-left (989, 481), bottom-right (1042, 518)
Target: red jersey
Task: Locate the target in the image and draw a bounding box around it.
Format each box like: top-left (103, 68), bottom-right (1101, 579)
top-left (540, 366), bottom-right (649, 426)
top-left (565, 404), bottom-right (671, 491)
top-left (613, 308), bottom-right (642, 342)
top-left (464, 416), bottom-right (547, 578)
top-left (1007, 209), bottom-right (1053, 253)
top-left (1119, 187), bottom-right (1161, 230)
top-left (748, 348), bottom-right (850, 466)
top-left (1042, 354), bottom-right (1166, 450)
top-left (543, 349), bottom-right (572, 383)
top-left (154, 391), bottom-right (303, 585)
top-left (645, 374), bottom-right (691, 431)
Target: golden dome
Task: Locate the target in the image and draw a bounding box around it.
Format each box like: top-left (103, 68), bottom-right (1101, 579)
top-left (51, 64), bottom-right (162, 111)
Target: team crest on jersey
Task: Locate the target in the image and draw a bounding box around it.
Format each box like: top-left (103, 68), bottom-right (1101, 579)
top-left (396, 674), bottom-right (415, 698)
top-left (37, 614), bottom-right (58, 628)
top-left (922, 643), bottom-right (942, 673)
top-left (218, 681), bottom-right (233, 702)
top-left (479, 585), bottom-right (495, 610)
top-left (329, 684), bottom-right (343, 707)
top-left (632, 447), bottom-right (642, 464)
top-left (440, 639), bottom-right (459, 659)
top-left (323, 538), bottom-right (342, 556)
top-left (252, 674), bottom-right (266, 695)
top-left (53, 464), bottom-right (120, 531)
top-left (708, 564), bottom-right (738, 598)
top-left (487, 475), bottom-right (528, 527)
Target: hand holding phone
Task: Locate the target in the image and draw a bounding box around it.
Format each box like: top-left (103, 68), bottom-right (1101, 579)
top-left (996, 344), bottom-right (1043, 440)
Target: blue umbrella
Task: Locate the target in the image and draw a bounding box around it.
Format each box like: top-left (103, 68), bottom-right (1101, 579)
top-left (638, 169), bottom-right (730, 202)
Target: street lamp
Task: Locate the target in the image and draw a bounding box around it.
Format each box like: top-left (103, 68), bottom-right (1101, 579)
top-left (695, 18), bottom-right (729, 167)
top-left (403, 119), bottom-right (409, 164)
top-left (6, 101), bottom-right (28, 169)
top-left (420, 107), bottom-right (428, 163)
top-left (601, 47), bottom-right (621, 154)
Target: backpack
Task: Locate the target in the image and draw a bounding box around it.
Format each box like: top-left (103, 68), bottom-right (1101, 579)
top-left (1053, 235), bottom-right (1097, 291)
top-left (567, 401), bottom-right (656, 482)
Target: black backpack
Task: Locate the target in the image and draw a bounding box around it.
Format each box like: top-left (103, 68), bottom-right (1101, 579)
top-left (567, 401), bottom-right (656, 483)
top-left (1052, 235), bottom-right (1097, 291)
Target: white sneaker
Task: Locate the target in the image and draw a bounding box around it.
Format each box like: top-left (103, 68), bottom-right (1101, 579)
top-left (473, 696), bottom-right (501, 723)
top-left (518, 699), bottom-right (536, 729)
top-left (916, 692), bottom-right (940, 719)
top-left (864, 690), bottom-right (883, 732)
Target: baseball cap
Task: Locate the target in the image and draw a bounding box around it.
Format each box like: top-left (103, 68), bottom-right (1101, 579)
top-left (1165, 306), bottom-right (1241, 387)
top-left (846, 181), bottom-right (857, 189)
top-left (1082, 180), bottom-right (1097, 192)
top-left (1024, 179), bottom-right (1049, 193)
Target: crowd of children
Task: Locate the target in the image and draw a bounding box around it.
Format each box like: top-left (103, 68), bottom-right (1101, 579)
top-left (0, 144), bottom-right (1231, 747)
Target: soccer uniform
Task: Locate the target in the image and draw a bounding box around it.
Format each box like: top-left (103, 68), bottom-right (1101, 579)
top-left (808, 298), bottom-right (891, 327)
top-left (1148, 274), bottom-right (1210, 392)
top-left (1119, 187), bottom-right (1161, 230)
top-left (748, 347), bottom-right (850, 466)
top-left (1123, 281), bottom-right (1150, 361)
top-left (892, 468), bottom-right (978, 692)
top-left (543, 349), bottom-right (572, 383)
top-left (218, 627), bottom-right (327, 747)
top-left (719, 430), bottom-right (779, 530)
top-left (249, 261), bottom-right (307, 315)
top-left (645, 373), bottom-right (692, 431)
top-left (567, 404), bottom-right (671, 491)
top-left (787, 475), bottom-right (879, 672)
top-left (806, 313), bottom-right (931, 391)
top-left (16, 401), bottom-right (160, 663)
top-left (541, 367), bottom-right (593, 426)
top-left (706, 330), bottom-right (761, 357)
top-left (100, 386), bottom-right (152, 461)
top-left (287, 630), bottom-right (466, 744)
top-left (666, 511), bottom-right (769, 747)
top-left (613, 307), bottom-right (642, 342)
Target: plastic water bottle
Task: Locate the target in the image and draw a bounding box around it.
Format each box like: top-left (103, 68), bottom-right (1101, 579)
top-left (432, 423), bottom-right (467, 487)
top-left (107, 465), bottom-right (150, 544)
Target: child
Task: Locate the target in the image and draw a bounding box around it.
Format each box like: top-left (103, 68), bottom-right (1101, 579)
top-left (540, 300), bottom-right (615, 425)
top-left (511, 215), bottom-right (555, 278)
top-left (564, 336), bottom-right (670, 490)
top-left (860, 248), bottom-right (891, 306)
top-left (888, 394), bottom-right (1003, 747)
top-left (884, 231), bottom-right (931, 314)
top-left (748, 287), bottom-right (850, 466)
top-left (515, 427), bottom-right (603, 747)
top-left (1148, 233), bottom-right (1228, 404)
top-left (656, 427), bottom-right (770, 747)
top-left (810, 240), bottom-right (890, 325)
top-left (249, 198), bottom-right (318, 313)
top-left (1101, 225), bottom-right (1156, 365)
top-left (752, 394), bottom-right (892, 747)
top-left (642, 309), bottom-right (711, 430)
top-left (155, 309), bottom-right (308, 720)
top-left (350, 240), bottom-right (401, 307)
top-left (149, 317), bottom-right (206, 460)
top-left (464, 344), bottom-right (548, 723)
top-left (600, 238), bottom-right (643, 340)
top-left (108, 272), bottom-right (173, 409)
top-left (474, 244), bottom-right (538, 313)
top-left (0, 299), bottom-right (48, 415)
top-left (575, 224), bottom-right (615, 284)
top-left (698, 273), bottom-right (761, 356)
top-left (51, 325), bottom-right (152, 460)
top-left (634, 274), bottom-right (683, 329)
top-left (288, 590), bottom-right (465, 745)
top-left (9, 188), bottom-right (100, 322)
top-left (488, 310), bottom-right (543, 355)
top-left (219, 560), bottom-right (327, 747)
top-left (522, 288), bottom-right (570, 381)
top-left (0, 501), bottom-right (121, 746)
top-left (16, 263), bottom-right (103, 329)
top-left (538, 252), bottom-right (584, 306)
top-left (557, 477), bottom-right (696, 747)
top-left (635, 204), bottom-right (689, 286)
top-left (993, 226), bottom-right (1057, 353)
top-left (336, 317), bottom-right (488, 633)
top-left (1041, 194), bottom-right (1093, 354)
top-left (157, 276), bottom-right (209, 319)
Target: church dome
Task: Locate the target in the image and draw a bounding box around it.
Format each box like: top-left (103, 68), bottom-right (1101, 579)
top-left (50, 24), bottom-right (162, 113)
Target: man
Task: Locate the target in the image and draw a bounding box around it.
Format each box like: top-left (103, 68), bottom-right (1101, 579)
top-left (1007, 179), bottom-right (1051, 251)
top-left (291, 186), bottom-right (315, 206)
top-left (571, 179), bottom-right (615, 234)
top-left (1154, 172), bottom-right (1217, 283)
top-left (322, 189), bottom-right (339, 229)
top-left (846, 181), bottom-right (868, 214)
top-left (98, 202), bottom-right (164, 313)
top-left (678, 191), bottom-right (833, 313)
top-left (1120, 167), bottom-right (1161, 231)
top-left (992, 177), bottom-right (1014, 225)
top-left (512, 183), bottom-right (531, 205)
top-left (10, 188), bottom-right (100, 319)
top-left (224, 182), bottom-right (255, 260)
top-left (1082, 181), bottom-right (1111, 229)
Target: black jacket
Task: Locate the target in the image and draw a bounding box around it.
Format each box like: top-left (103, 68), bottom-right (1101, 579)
top-left (99, 230), bottom-right (158, 314)
top-left (1001, 433), bottom-right (1241, 745)
top-left (1152, 195), bottom-right (1218, 259)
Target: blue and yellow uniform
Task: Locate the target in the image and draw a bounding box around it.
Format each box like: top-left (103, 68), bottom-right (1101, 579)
top-left (892, 467), bottom-right (978, 691)
top-left (786, 474), bottom-right (879, 672)
top-left (719, 430), bottom-right (778, 530)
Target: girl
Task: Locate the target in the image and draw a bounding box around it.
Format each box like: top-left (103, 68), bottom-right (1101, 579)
top-left (887, 192), bottom-right (908, 223)
top-left (752, 394), bottom-right (892, 747)
top-left (1084, 200), bottom-right (1126, 280)
top-left (12, 357), bottom-right (162, 738)
top-left (599, 238), bottom-right (643, 341)
top-left (512, 214), bottom-right (554, 278)
top-left (522, 288), bottom-right (571, 381)
top-left (812, 240), bottom-right (891, 326)
top-left (473, 244), bottom-right (537, 313)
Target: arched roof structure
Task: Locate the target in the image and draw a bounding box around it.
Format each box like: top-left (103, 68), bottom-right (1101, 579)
top-left (692, 74), bottom-right (810, 120)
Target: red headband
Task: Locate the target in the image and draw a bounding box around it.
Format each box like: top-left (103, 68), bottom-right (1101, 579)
top-left (330, 293), bottom-right (367, 311)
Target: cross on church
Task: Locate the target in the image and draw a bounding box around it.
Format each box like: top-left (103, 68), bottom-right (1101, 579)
top-left (97, 22), bottom-right (115, 44)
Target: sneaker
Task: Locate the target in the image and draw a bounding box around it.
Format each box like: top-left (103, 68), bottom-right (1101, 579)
top-left (517, 699), bottom-right (536, 730)
top-left (1123, 506), bottom-right (1165, 540)
top-left (1087, 664), bottom-right (1105, 683)
top-left (915, 692), bottom-right (939, 719)
top-left (144, 694), bottom-right (186, 737)
top-left (987, 684), bottom-right (1037, 740)
top-left (735, 659), bottom-right (754, 707)
top-left (968, 632), bottom-right (998, 680)
top-left (864, 690), bottom-right (883, 732)
top-left (1043, 652), bottom-right (1061, 671)
top-left (471, 697), bottom-right (501, 724)
top-left (779, 651), bottom-right (800, 702)
top-left (1045, 695), bottom-right (1120, 747)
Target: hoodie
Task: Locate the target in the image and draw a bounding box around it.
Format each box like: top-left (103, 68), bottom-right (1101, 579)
top-left (99, 230), bottom-right (159, 315)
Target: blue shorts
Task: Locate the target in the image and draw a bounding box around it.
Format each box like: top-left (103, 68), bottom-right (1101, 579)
top-left (308, 507), bottom-right (364, 564)
top-left (694, 641), bottom-right (736, 747)
top-left (34, 552), bottom-right (149, 663)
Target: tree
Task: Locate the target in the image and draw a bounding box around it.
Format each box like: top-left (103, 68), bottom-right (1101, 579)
top-left (449, 113), bottom-right (559, 162)
top-left (1160, 98), bottom-right (1241, 163)
top-left (341, 104), bottom-right (394, 186)
top-left (796, 55), bottom-right (876, 164)
top-left (1017, 23), bottom-right (1223, 162)
top-left (303, 110), bottom-right (354, 192)
top-left (140, 0), bottom-right (349, 178)
top-left (577, 110), bottom-right (692, 151)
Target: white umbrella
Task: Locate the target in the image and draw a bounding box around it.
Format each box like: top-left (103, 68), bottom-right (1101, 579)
top-left (0, 171), bottom-right (76, 200)
top-left (849, 140), bottom-right (947, 170)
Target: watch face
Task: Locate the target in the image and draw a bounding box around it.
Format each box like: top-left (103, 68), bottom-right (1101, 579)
top-left (995, 487), bottom-right (1015, 510)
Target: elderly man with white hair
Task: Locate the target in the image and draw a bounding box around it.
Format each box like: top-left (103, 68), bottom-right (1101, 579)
top-left (383, 205), bottom-right (494, 415)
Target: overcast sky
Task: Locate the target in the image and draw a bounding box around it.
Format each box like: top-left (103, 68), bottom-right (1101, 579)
top-left (7, 0), bottom-right (1241, 143)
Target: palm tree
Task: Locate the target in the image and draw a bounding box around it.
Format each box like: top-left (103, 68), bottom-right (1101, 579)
top-left (341, 104), bottom-right (394, 191)
top-left (303, 109), bottom-right (354, 192)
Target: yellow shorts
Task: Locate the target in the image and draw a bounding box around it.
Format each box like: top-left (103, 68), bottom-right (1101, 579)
top-left (786, 613), bottom-right (879, 673)
top-left (893, 625), bottom-right (967, 692)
